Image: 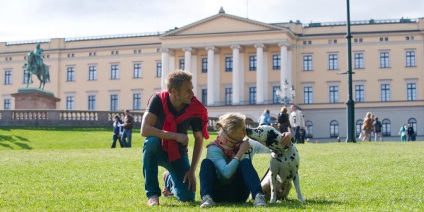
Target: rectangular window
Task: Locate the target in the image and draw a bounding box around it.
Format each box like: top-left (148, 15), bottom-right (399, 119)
top-left (4, 99), bottom-right (11, 110)
top-left (272, 86), bottom-right (280, 104)
top-left (4, 70), bottom-right (12, 84)
top-left (225, 57), bottom-right (233, 72)
top-left (354, 53), bottom-right (364, 69)
top-left (329, 86), bottom-right (339, 103)
top-left (66, 67), bottom-right (75, 82)
top-left (133, 93), bottom-right (141, 110)
top-left (249, 87), bottom-right (256, 105)
top-left (201, 89), bottom-right (207, 105)
top-left (110, 65), bottom-right (119, 79)
top-left (328, 54), bottom-right (338, 70)
top-left (381, 84), bottom-right (391, 102)
top-left (225, 87), bottom-right (232, 105)
top-left (355, 85), bottom-right (365, 102)
top-left (66, 96), bottom-right (74, 110)
top-left (406, 51), bottom-right (416, 67)
top-left (272, 54), bottom-right (281, 70)
top-left (156, 62), bottom-right (162, 77)
top-left (201, 58), bottom-right (208, 73)
top-left (179, 59), bottom-right (185, 70)
top-left (380, 52), bottom-right (390, 68)
top-left (88, 66), bottom-right (97, 81)
top-left (133, 63), bottom-right (142, 78)
top-left (249, 55), bottom-right (257, 71)
top-left (407, 83), bottom-right (416, 101)
top-left (304, 87), bottom-right (313, 104)
top-left (88, 95), bottom-right (96, 110)
top-left (303, 55), bottom-right (312, 71)
top-left (110, 94), bottom-right (118, 111)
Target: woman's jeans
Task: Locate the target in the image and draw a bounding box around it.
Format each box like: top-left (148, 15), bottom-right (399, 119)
top-left (142, 136), bottom-right (194, 202)
top-left (199, 158), bottom-right (263, 202)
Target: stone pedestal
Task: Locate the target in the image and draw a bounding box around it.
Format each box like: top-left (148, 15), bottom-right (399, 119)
top-left (11, 88), bottom-right (61, 109)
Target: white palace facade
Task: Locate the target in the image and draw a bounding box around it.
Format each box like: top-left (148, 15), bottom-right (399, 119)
top-left (1, 9), bottom-right (423, 139)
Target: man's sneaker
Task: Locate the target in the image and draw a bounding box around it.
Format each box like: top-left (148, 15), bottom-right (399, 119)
top-left (253, 193), bottom-right (266, 207)
top-left (200, 195), bottom-right (216, 208)
top-left (162, 171), bottom-right (174, 198)
top-left (147, 196), bottom-right (159, 206)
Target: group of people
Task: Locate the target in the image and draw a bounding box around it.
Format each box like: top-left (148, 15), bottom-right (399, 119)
top-left (360, 112), bottom-right (383, 142)
top-left (140, 70), bottom-right (292, 208)
top-left (111, 110), bottom-right (134, 148)
top-left (258, 105), bottom-right (306, 144)
top-left (399, 123), bottom-right (416, 142)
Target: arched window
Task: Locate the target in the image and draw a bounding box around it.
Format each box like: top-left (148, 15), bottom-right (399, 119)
top-left (408, 118), bottom-right (417, 133)
top-left (382, 119), bottom-right (391, 136)
top-left (305, 121), bottom-right (313, 138)
top-left (330, 120), bottom-right (339, 138)
top-left (356, 119), bottom-right (363, 137)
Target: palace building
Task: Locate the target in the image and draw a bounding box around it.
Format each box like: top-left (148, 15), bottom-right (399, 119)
top-left (1, 8), bottom-right (423, 139)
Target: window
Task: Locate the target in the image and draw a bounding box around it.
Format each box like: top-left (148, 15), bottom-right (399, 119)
top-left (4, 70), bottom-right (12, 84)
top-left (225, 87), bottom-right (232, 105)
top-left (380, 52), bottom-right (390, 68)
top-left (355, 85), bottom-right (365, 102)
top-left (249, 55), bottom-right (257, 71)
top-left (304, 87), bottom-right (313, 104)
top-left (381, 84), bottom-right (391, 102)
top-left (133, 93), bottom-right (141, 110)
top-left (354, 38), bottom-right (363, 43)
top-left (201, 89), bottom-right (207, 105)
top-left (303, 55), bottom-right (312, 71)
top-left (225, 57), bottom-right (233, 72)
top-left (88, 66), bottom-right (97, 81)
top-left (272, 86), bottom-right (280, 104)
top-left (328, 54), bottom-right (338, 70)
top-left (272, 54), bottom-right (281, 70)
top-left (156, 62), bottom-right (162, 77)
top-left (23, 69), bottom-right (32, 84)
top-left (305, 121), bottom-right (313, 138)
top-left (110, 64), bottom-right (119, 80)
top-left (406, 51), bottom-right (416, 67)
top-left (66, 96), bottom-right (74, 110)
top-left (88, 95), bottom-right (96, 110)
top-left (382, 119), bottom-right (391, 136)
top-left (110, 94), bottom-right (118, 111)
top-left (201, 58), bottom-right (208, 73)
top-left (356, 119), bottom-right (363, 137)
top-left (133, 63), bottom-right (142, 78)
top-left (4, 99), bottom-right (11, 110)
top-left (179, 59), bottom-right (185, 70)
top-left (379, 37), bottom-right (389, 42)
top-left (249, 87), bottom-right (256, 105)
top-left (354, 53), bottom-right (364, 69)
top-left (408, 118), bottom-right (417, 133)
top-left (330, 120), bottom-right (339, 138)
top-left (66, 67), bottom-right (75, 82)
top-left (329, 86), bottom-right (339, 103)
top-left (407, 83), bottom-right (416, 101)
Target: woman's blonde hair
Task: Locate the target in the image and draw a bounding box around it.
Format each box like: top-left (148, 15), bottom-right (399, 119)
top-left (280, 106), bottom-right (287, 113)
top-left (364, 112), bottom-right (372, 119)
top-left (214, 112), bottom-right (246, 134)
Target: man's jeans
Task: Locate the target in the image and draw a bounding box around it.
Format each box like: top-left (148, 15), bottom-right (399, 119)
top-left (293, 126), bottom-right (301, 143)
top-left (143, 136), bottom-right (194, 202)
top-left (121, 129), bottom-right (132, 147)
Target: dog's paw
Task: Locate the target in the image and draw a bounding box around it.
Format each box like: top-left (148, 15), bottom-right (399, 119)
top-left (298, 196), bottom-right (305, 203)
top-left (269, 198), bottom-right (277, 204)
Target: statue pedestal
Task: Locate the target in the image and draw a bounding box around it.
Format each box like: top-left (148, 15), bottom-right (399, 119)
top-left (11, 88), bottom-right (61, 109)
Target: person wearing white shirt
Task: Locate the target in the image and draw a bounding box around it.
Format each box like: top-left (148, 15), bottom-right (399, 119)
top-left (290, 105), bottom-right (305, 144)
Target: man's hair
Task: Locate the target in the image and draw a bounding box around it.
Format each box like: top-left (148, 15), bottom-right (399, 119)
top-left (125, 109), bottom-right (130, 113)
top-left (166, 69), bottom-right (192, 92)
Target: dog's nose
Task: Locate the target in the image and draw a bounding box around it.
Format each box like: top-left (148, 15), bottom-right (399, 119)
top-left (246, 128), bottom-right (252, 135)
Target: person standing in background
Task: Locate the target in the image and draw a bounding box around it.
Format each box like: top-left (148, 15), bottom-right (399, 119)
top-left (290, 105), bottom-right (305, 144)
top-left (122, 109), bottom-right (134, 147)
top-left (277, 106), bottom-right (291, 133)
top-left (257, 109), bottom-right (271, 126)
top-left (399, 124), bottom-right (407, 142)
top-left (372, 117), bottom-right (383, 142)
top-left (111, 115), bottom-right (125, 148)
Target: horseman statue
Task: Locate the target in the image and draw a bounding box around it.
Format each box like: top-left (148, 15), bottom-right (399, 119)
top-left (23, 42), bottom-right (50, 89)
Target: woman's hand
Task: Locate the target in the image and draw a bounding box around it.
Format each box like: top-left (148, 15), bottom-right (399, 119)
top-left (281, 132), bottom-right (292, 146)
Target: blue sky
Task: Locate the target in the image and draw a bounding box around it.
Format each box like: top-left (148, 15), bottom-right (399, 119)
top-left (0, 0), bottom-right (422, 42)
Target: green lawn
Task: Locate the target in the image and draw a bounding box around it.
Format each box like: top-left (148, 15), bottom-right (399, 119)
top-left (0, 127), bottom-right (423, 211)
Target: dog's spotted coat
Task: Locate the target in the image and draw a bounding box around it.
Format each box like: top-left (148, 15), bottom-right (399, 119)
top-left (246, 125), bottom-right (305, 203)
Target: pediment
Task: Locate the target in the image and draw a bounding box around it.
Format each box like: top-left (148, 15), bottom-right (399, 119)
top-left (162, 13), bottom-right (284, 37)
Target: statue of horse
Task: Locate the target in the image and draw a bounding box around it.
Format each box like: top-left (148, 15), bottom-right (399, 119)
top-left (23, 51), bottom-right (50, 89)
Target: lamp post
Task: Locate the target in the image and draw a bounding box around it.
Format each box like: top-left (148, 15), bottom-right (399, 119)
top-left (275, 79), bottom-right (295, 106)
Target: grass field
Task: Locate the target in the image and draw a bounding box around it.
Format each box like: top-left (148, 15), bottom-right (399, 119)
top-left (1, 127), bottom-right (423, 211)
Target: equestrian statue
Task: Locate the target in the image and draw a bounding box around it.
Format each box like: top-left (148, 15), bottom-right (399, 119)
top-left (23, 42), bottom-right (50, 89)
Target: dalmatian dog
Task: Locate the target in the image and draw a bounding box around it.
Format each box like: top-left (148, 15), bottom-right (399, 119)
top-left (246, 125), bottom-right (305, 203)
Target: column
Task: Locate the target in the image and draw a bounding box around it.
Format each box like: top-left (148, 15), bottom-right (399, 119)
top-left (231, 45), bottom-right (241, 105)
top-left (255, 44), bottom-right (265, 104)
top-left (278, 43), bottom-right (289, 90)
top-left (161, 48), bottom-right (170, 91)
top-left (206, 46), bottom-right (215, 106)
top-left (183, 47), bottom-right (192, 72)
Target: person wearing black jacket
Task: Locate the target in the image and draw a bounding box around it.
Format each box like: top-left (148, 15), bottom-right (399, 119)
top-left (276, 106), bottom-right (291, 133)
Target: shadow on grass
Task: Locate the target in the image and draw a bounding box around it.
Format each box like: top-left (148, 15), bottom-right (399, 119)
top-left (1, 126), bottom-right (112, 132)
top-left (0, 135), bottom-right (32, 150)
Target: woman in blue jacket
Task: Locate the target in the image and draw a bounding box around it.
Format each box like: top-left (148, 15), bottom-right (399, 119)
top-left (111, 115), bottom-right (125, 148)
